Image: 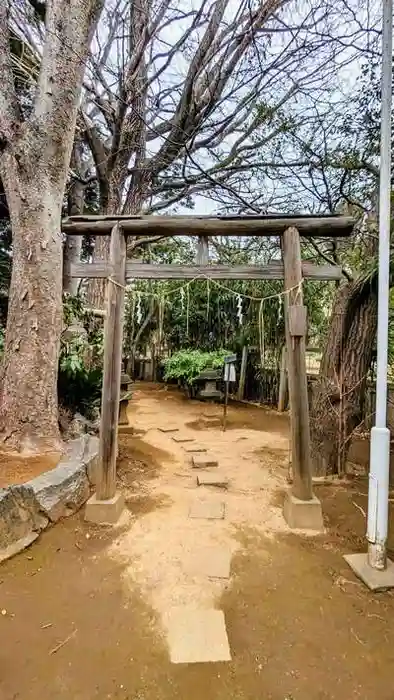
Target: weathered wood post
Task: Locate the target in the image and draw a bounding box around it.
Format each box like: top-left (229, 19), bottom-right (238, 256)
top-left (85, 223), bottom-right (126, 524)
top-left (277, 345), bottom-right (288, 412)
top-left (237, 346), bottom-right (248, 400)
top-left (281, 227), bottom-right (323, 530)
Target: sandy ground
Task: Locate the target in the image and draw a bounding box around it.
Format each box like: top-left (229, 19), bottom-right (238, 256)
top-left (0, 452), bottom-right (60, 488)
top-left (113, 384), bottom-right (290, 618)
top-left (1, 383), bottom-right (394, 700)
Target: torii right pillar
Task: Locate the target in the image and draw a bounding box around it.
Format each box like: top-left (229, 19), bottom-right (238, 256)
top-left (281, 227), bottom-right (324, 531)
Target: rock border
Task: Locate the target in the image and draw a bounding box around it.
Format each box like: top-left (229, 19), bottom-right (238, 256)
top-left (0, 435), bottom-right (99, 563)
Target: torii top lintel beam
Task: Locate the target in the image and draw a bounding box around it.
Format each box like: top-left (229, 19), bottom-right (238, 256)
top-left (62, 213), bottom-right (354, 238)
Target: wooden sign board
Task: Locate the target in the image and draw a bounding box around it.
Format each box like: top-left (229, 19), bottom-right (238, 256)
top-left (288, 305), bottom-right (307, 337)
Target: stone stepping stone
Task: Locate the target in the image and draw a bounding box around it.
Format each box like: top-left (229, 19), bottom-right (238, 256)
top-left (192, 455), bottom-right (218, 469)
top-left (197, 473), bottom-right (229, 489)
top-left (164, 608), bottom-right (231, 664)
top-left (189, 500), bottom-right (225, 520)
top-left (172, 435), bottom-right (194, 444)
top-left (184, 447), bottom-right (207, 453)
top-left (158, 427), bottom-right (179, 433)
top-left (187, 546), bottom-right (232, 579)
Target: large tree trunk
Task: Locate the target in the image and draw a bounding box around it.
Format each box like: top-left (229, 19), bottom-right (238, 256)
top-left (0, 169), bottom-right (63, 452)
top-left (0, 0), bottom-right (104, 452)
top-left (311, 282), bottom-right (377, 475)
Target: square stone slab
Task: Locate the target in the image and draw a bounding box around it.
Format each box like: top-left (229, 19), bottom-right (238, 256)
top-left (192, 455), bottom-right (218, 469)
top-left (189, 500), bottom-right (225, 520)
top-left (172, 435), bottom-right (195, 443)
top-left (344, 553), bottom-right (394, 591)
top-left (197, 473), bottom-right (229, 488)
top-left (187, 546), bottom-right (232, 579)
top-left (159, 427), bottom-right (179, 433)
top-left (164, 608), bottom-right (231, 663)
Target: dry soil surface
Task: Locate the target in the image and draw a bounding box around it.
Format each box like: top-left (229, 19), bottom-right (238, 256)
top-left (0, 452), bottom-right (60, 488)
top-left (1, 384), bottom-right (394, 700)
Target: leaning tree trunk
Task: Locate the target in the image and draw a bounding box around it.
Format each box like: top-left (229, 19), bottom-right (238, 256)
top-left (311, 282), bottom-right (377, 476)
top-left (0, 171), bottom-right (64, 452)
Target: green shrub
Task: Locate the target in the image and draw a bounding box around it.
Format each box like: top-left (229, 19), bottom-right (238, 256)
top-left (162, 348), bottom-right (229, 385)
top-left (58, 335), bottom-right (103, 419)
top-left (58, 296), bottom-right (104, 419)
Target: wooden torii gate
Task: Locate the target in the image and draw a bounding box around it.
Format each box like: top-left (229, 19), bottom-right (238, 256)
top-left (62, 214), bottom-right (354, 528)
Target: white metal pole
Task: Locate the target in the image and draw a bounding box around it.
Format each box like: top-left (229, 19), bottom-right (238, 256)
top-left (367, 0), bottom-right (393, 570)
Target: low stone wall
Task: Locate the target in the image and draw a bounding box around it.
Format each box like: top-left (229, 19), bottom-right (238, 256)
top-left (0, 435), bottom-right (99, 563)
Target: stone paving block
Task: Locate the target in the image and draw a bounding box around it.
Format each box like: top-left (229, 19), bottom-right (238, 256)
top-left (172, 435), bottom-right (195, 444)
top-left (188, 546), bottom-right (232, 579)
top-left (184, 447), bottom-right (207, 453)
top-left (189, 500), bottom-right (225, 520)
top-left (164, 608), bottom-right (231, 663)
top-left (158, 427), bottom-right (179, 433)
top-left (197, 473), bottom-right (229, 488)
top-left (192, 455), bottom-right (218, 469)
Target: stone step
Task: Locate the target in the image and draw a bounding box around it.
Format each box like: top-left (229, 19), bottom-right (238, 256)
top-left (191, 455), bottom-right (218, 469)
top-left (158, 427), bottom-right (179, 433)
top-left (172, 435), bottom-right (194, 444)
top-left (163, 608), bottom-right (231, 664)
top-left (197, 473), bottom-right (229, 489)
top-left (184, 447), bottom-right (207, 453)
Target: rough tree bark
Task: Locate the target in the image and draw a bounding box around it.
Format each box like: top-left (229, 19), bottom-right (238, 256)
top-left (311, 281), bottom-right (377, 475)
top-left (0, 0), bottom-right (103, 453)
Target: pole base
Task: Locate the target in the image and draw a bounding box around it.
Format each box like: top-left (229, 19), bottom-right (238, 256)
top-left (283, 489), bottom-right (324, 531)
top-left (85, 492), bottom-right (125, 525)
top-left (344, 552), bottom-right (394, 591)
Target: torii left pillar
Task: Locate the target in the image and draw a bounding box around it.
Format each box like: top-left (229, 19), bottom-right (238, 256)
top-left (85, 223), bottom-right (126, 524)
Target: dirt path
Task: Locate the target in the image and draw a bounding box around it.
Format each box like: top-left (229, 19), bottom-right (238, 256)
top-left (114, 384), bottom-right (290, 620)
top-left (1, 384), bottom-right (394, 699)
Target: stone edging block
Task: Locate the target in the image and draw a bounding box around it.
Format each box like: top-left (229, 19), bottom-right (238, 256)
top-left (0, 435), bottom-right (99, 564)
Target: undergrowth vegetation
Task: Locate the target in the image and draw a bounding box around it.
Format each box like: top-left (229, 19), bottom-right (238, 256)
top-left (58, 295), bottom-right (103, 420)
top-left (162, 349), bottom-right (229, 386)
